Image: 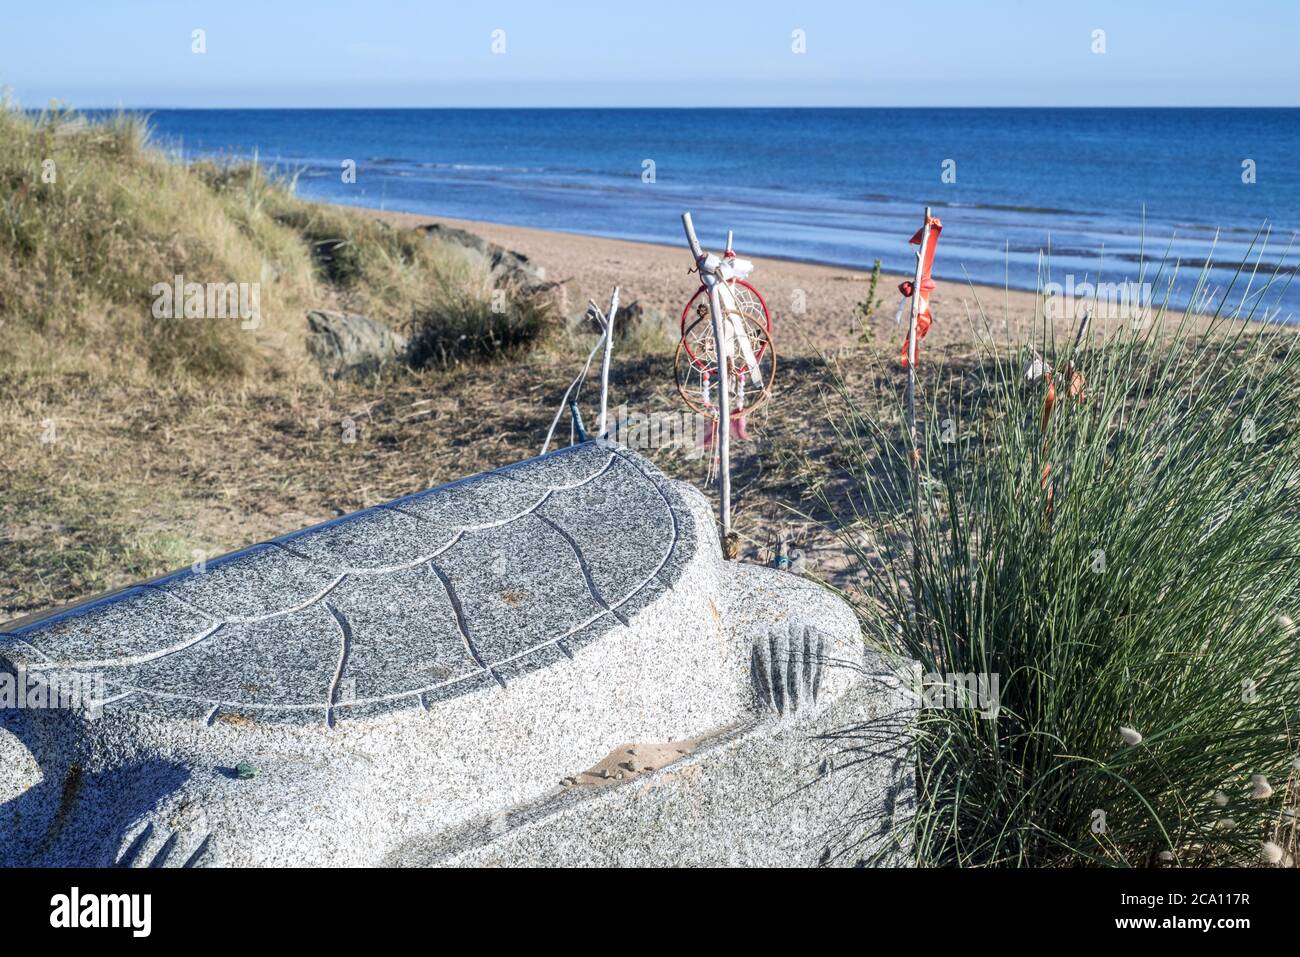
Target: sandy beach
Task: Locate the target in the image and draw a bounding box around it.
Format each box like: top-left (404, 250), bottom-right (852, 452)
top-left (360, 208), bottom-right (1063, 360)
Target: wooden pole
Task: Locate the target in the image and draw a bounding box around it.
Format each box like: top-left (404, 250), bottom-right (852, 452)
top-left (597, 285), bottom-right (619, 436)
top-left (681, 212), bottom-right (731, 542)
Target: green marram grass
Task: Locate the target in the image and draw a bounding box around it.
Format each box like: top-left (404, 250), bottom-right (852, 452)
top-left (0, 102), bottom-right (559, 383)
top-left (825, 253), bottom-right (1300, 867)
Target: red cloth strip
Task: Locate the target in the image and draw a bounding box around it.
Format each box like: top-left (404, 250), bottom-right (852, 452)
top-left (899, 216), bottom-right (943, 366)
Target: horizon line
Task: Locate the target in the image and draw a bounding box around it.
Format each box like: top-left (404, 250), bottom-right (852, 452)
top-left (50, 103), bottom-right (1300, 111)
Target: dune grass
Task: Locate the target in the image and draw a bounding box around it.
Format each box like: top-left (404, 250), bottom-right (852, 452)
top-left (0, 104), bottom-right (567, 617)
top-left (825, 261), bottom-right (1300, 866)
top-left (0, 103), bottom-right (561, 384)
top-left (401, 252), bottom-right (564, 368)
top-left (0, 104), bottom-right (319, 380)
top-left (185, 160), bottom-right (566, 368)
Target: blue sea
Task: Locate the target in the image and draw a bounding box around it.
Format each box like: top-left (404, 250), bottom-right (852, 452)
top-left (118, 108), bottom-right (1300, 320)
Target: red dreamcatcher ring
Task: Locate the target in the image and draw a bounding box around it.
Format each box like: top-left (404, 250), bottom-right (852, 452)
top-left (678, 278), bottom-right (772, 371)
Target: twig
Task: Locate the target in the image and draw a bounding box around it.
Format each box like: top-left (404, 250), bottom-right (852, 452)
top-left (597, 286), bottom-right (619, 436)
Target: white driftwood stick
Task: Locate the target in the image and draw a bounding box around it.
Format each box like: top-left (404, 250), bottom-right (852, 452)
top-left (680, 212), bottom-right (731, 541)
top-left (709, 281), bottom-right (731, 539)
top-left (682, 211), bottom-right (704, 260)
top-left (597, 286), bottom-right (619, 436)
top-left (541, 330), bottom-right (606, 455)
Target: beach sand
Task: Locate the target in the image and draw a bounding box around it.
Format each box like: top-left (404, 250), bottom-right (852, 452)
top-left (360, 208), bottom-right (1072, 361)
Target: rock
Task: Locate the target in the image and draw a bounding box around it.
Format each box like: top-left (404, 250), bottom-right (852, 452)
top-left (416, 222), bottom-right (546, 291)
top-left (585, 298), bottom-right (646, 338)
top-left (0, 443), bottom-right (917, 867)
top-left (304, 309), bottom-right (408, 379)
top-left (612, 298), bottom-right (645, 328)
top-left (416, 222), bottom-right (569, 314)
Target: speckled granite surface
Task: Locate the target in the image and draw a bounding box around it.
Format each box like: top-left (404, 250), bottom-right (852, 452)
top-left (0, 442), bottom-right (915, 867)
top-left (1, 443), bottom-right (694, 725)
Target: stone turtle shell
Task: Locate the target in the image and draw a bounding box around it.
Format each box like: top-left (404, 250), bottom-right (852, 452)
top-left (0, 444), bottom-right (698, 726)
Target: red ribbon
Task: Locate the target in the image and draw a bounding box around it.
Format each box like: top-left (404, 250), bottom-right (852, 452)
top-left (900, 217), bottom-right (943, 366)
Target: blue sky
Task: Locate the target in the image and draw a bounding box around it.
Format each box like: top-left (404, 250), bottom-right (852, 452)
top-left (4, 0), bottom-right (1298, 108)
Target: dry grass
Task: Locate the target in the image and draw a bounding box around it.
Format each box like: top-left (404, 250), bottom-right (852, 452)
top-left (0, 106), bottom-right (317, 380)
top-left (0, 105), bottom-right (575, 617)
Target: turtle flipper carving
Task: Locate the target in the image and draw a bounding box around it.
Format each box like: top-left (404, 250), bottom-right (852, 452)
top-left (104, 758), bottom-right (383, 868)
top-left (752, 622), bottom-right (829, 717)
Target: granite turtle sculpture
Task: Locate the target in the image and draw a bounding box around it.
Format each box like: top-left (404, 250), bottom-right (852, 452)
top-left (0, 442), bottom-right (914, 867)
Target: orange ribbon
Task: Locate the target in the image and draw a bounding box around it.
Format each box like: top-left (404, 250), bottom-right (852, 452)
top-left (900, 217), bottom-right (943, 366)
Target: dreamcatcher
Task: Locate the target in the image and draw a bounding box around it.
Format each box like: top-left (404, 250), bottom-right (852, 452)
top-left (673, 223), bottom-right (778, 437)
top-left (675, 213), bottom-right (779, 547)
